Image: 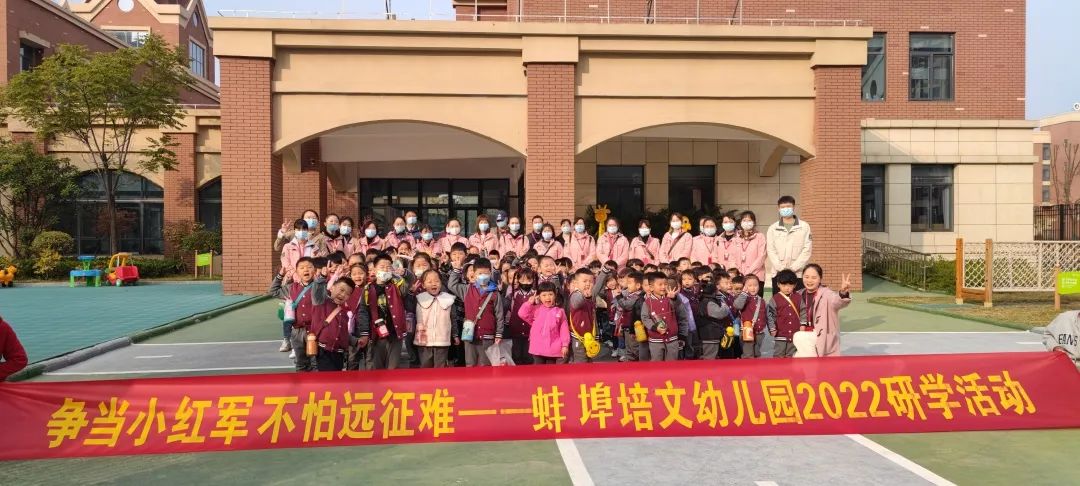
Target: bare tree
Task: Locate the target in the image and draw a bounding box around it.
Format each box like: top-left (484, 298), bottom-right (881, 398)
top-left (1051, 139), bottom-right (1080, 204)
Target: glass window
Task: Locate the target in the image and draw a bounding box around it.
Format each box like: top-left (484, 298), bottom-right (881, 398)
top-left (189, 41), bottom-right (205, 77)
top-left (1043, 144), bottom-right (1052, 161)
top-left (107, 30), bottom-right (148, 47)
top-left (57, 171), bottom-right (165, 255)
top-left (359, 179), bottom-right (509, 236)
top-left (861, 165), bottom-right (886, 232)
top-left (597, 166), bottom-right (644, 228)
top-left (911, 165), bottom-right (953, 232)
top-left (197, 178), bottom-right (222, 232)
top-left (1042, 186), bottom-right (1052, 203)
top-left (19, 42), bottom-right (44, 71)
top-left (668, 166), bottom-right (715, 215)
top-left (862, 33), bottom-right (886, 101)
top-left (910, 34), bottom-right (954, 101)
top-left (1043, 165), bottom-right (1052, 182)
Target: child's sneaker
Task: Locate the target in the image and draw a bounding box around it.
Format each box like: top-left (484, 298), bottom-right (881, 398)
top-left (279, 338), bottom-right (291, 352)
top-left (288, 349), bottom-right (296, 360)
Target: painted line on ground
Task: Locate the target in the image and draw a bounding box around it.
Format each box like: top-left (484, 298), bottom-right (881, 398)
top-left (134, 355), bottom-right (173, 359)
top-left (754, 482), bottom-right (779, 486)
top-left (1015, 341), bottom-right (1043, 345)
top-left (846, 434), bottom-right (956, 486)
top-left (867, 342), bottom-right (902, 345)
top-left (555, 439), bottom-right (594, 486)
top-left (844, 331), bottom-right (1025, 334)
top-left (133, 340), bottom-right (281, 346)
top-left (45, 366), bottom-right (294, 376)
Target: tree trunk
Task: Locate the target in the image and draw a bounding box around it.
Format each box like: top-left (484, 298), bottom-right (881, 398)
top-left (103, 170), bottom-right (118, 255)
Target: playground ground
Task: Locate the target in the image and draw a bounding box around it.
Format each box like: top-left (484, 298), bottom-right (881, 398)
top-left (1, 276), bottom-right (1078, 485)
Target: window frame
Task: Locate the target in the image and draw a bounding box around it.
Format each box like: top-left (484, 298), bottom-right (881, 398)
top-left (1042, 186), bottom-right (1052, 203)
top-left (862, 32), bottom-right (886, 102)
top-left (358, 178), bottom-right (509, 237)
top-left (596, 166), bottom-right (645, 229)
top-left (59, 171), bottom-right (165, 255)
top-left (667, 165), bottom-right (715, 215)
top-left (188, 39), bottom-right (206, 78)
top-left (910, 165), bottom-right (954, 232)
top-left (861, 165), bottom-right (886, 232)
top-left (197, 178), bottom-right (222, 232)
top-left (909, 33), bottom-right (955, 102)
top-left (104, 29), bottom-right (149, 47)
top-left (19, 41), bottom-right (44, 72)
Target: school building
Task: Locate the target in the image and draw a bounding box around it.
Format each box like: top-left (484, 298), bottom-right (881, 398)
top-left (204, 0), bottom-right (1033, 293)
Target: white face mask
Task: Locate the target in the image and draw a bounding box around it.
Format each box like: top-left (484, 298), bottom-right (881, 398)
top-left (638, 228), bottom-right (650, 238)
top-left (741, 220), bottom-right (755, 231)
top-left (722, 222), bottom-right (736, 232)
top-left (702, 227), bottom-right (716, 237)
top-left (670, 221), bottom-right (681, 231)
top-left (607, 225), bottom-right (619, 234)
top-left (447, 227), bottom-right (461, 236)
top-left (561, 226), bottom-right (571, 234)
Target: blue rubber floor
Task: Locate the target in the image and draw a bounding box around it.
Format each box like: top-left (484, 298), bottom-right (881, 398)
top-left (0, 283), bottom-right (248, 362)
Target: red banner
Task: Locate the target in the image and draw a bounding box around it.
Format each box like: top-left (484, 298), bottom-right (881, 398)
top-left (1, 352), bottom-right (1079, 461)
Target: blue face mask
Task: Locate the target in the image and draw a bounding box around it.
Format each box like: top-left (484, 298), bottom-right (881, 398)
top-left (294, 230), bottom-right (309, 241)
top-left (406, 216), bottom-right (417, 226)
top-left (305, 218), bottom-right (318, 230)
top-left (509, 223), bottom-right (521, 233)
top-left (421, 232), bottom-right (433, 241)
top-left (497, 220), bottom-right (507, 229)
top-left (533, 222), bottom-right (543, 232)
top-left (478, 223), bottom-right (490, 232)
top-left (326, 224), bottom-right (339, 233)
top-left (394, 225), bottom-right (406, 234)
top-left (779, 207), bottom-right (795, 218)
top-left (339, 226), bottom-right (352, 236)
top-left (475, 273), bottom-right (491, 286)
top-left (574, 224), bottom-right (586, 234)
top-left (365, 228), bottom-right (378, 239)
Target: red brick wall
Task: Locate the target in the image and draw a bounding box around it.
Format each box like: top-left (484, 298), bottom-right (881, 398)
top-left (328, 182), bottom-right (358, 223)
top-left (281, 138), bottom-right (327, 223)
top-left (525, 63), bottom-right (576, 222)
top-left (163, 132), bottom-right (196, 256)
top-left (474, 0), bottom-right (1025, 120)
top-left (5, 0), bottom-right (120, 80)
top-left (219, 57), bottom-right (279, 294)
top-left (801, 66), bottom-right (863, 290)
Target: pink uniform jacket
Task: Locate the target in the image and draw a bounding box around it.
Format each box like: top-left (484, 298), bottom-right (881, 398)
top-left (690, 235), bottom-right (721, 265)
top-left (595, 233), bottom-right (630, 267)
top-left (469, 231), bottom-right (499, 254)
top-left (716, 234), bottom-right (740, 269)
top-left (565, 233), bottom-right (597, 269)
top-left (354, 236), bottom-right (384, 255)
top-left (437, 234), bottom-right (469, 256)
top-left (499, 232), bottom-right (530, 258)
top-left (280, 240), bottom-right (323, 283)
top-left (734, 231), bottom-right (767, 281)
top-left (532, 240), bottom-right (564, 259)
top-left (802, 286), bottom-right (850, 357)
top-left (413, 238), bottom-right (437, 257)
top-left (519, 300), bottom-right (570, 359)
top-left (659, 231), bottom-right (693, 264)
top-left (383, 231), bottom-right (415, 251)
top-left (629, 236), bottom-right (661, 265)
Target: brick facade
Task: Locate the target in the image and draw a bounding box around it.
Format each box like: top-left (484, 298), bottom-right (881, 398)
top-left (281, 139), bottom-right (327, 222)
top-left (219, 57), bottom-right (279, 294)
top-left (163, 132), bottom-right (197, 256)
top-left (525, 63), bottom-right (576, 222)
top-left (801, 67), bottom-right (864, 290)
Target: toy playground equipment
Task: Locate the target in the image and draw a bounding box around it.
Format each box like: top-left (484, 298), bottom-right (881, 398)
top-left (0, 265), bottom-right (16, 287)
top-left (106, 253), bottom-right (140, 286)
top-left (69, 255), bottom-right (102, 287)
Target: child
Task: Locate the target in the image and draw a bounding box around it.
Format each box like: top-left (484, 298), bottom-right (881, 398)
top-left (306, 270), bottom-right (358, 371)
top-left (518, 281), bottom-right (569, 364)
top-left (767, 269), bottom-right (807, 358)
top-left (448, 254), bottom-right (505, 367)
top-left (714, 270), bottom-right (741, 359)
top-left (533, 223), bottom-right (563, 259)
top-left (275, 210), bottom-right (329, 258)
top-left (659, 213), bottom-right (693, 264)
top-left (413, 269), bottom-right (458, 368)
top-left (345, 263), bottom-right (368, 370)
top-left (500, 216), bottom-right (530, 257)
top-left (596, 217), bottom-right (630, 267)
top-left (734, 274), bottom-right (767, 358)
top-left (627, 258), bottom-right (644, 272)
top-left (506, 267), bottom-right (537, 365)
top-left (269, 256), bottom-right (318, 370)
top-left (566, 268), bottom-right (605, 363)
top-left (677, 272), bottom-right (700, 359)
top-left (630, 220), bottom-right (661, 265)
top-left (566, 217), bottom-right (597, 269)
top-left (279, 218), bottom-right (322, 285)
top-left (469, 214), bottom-right (499, 254)
top-left (676, 257), bottom-right (692, 273)
top-left (640, 271), bottom-right (689, 361)
top-left (613, 270), bottom-right (647, 361)
top-left (669, 277), bottom-right (697, 360)
top-left (697, 272), bottom-right (733, 360)
top-left (356, 254), bottom-right (411, 370)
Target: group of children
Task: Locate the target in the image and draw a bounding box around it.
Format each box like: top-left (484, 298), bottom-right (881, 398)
top-left (268, 208), bottom-right (849, 371)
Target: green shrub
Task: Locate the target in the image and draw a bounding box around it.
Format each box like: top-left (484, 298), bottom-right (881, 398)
top-left (180, 228), bottom-right (221, 254)
top-left (30, 231), bottom-right (75, 256)
top-left (33, 249), bottom-right (63, 277)
top-left (926, 258), bottom-right (956, 293)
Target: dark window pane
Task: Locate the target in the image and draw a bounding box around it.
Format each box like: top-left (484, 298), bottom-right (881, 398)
top-left (911, 165), bottom-right (953, 232)
top-left (596, 166), bottom-right (644, 229)
top-left (482, 180), bottom-right (509, 208)
top-left (910, 34), bottom-right (954, 101)
top-left (453, 180), bottom-right (479, 206)
top-left (391, 179), bottom-right (419, 206)
top-left (423, 208), bottom-right (449, 236)
top-left (1043, 144), bottom-right (1052, 160)
top-left (360, 179), bottom-right (389, 207)
top-left (198, 179), bottom-right (222, 232)
top-left (143, 178), bottom-right (164, 198)
top-left (455, 209), bottom-right (479, 237)
top-left (1042, 187), bottom-right (1051, 203)
top-left (861, 165), bottom-right (885, 232)
top-left (862, 33), bottom-right (886, 101)
top-left (143, 203), bottom-right (164, 254)
top-left (422, 180), bottom-right (450, 205)
top-left (668, 166), bottom-right (715, 215)
top-left (79, 173), bottom-right (105, 199)
top-left (115, 172), bottom-right (143, 199)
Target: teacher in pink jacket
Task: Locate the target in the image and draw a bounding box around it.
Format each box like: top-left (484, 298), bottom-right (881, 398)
top-left (659, 212), bottom-right (693, 264)
top-left (733, 210), bottom-right (767, 296)
top-left (595, 217), bottom-right (630, 267)
top-left (798, 264), bottom-right (851, 357)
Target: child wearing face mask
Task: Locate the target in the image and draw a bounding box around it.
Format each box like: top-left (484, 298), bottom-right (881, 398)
top-left (356, 220), bottom-right (385, 254)
top-left (414, 224), bottom-right (437, 256)
top-left (448, 255), bottom-right (506, 367)
top-left (566, 217), bottom-right (597, 270)
top-left (469, 214), bottom-right (499, 255)
top-left (505, 267), bottom-right (537, 365)
top-left (659, 213), bottom-right (693, 264)
top-left (438, 218), bottom-right (469, 259)
top-left (595, 217), bottom-right (630, 268)
top-left (691, 217), bottom-right (722, 266)
top-left (532, 223), bottom-right (564, 260)
top-left (384, 216), bottom-right (415, 252)
top-left (413, 269), bottom-right (458, 368)
top-left (279, 219), bottom-right (323, 285)
top-left (629, 220), bottom-right (660, 266)
top-left (356, 254), bottom-right (411, 370)
top-left (499, 216), bottom-right (530, 257)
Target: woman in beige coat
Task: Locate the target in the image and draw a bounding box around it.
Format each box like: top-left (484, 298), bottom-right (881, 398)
top-left (798, 264), bottom-right (851, 357)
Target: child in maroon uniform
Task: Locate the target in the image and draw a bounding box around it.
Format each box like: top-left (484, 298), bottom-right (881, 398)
top-left (357, 254), bottom-right (411, 370)
top-left (307, 271), bottom-right (358, 371)
top-left (448, 255), bottom-right (506, 367)
top-left (269, 256), bottom-right (318, 371)
top-left (640, 272), bottom-right (689, 361)
top-left (565, 267), bottom-right (606, 364)
top-left (767, 269), bottom-right (807, 358)
top-left (506, 267), bottom-right (537, 365)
